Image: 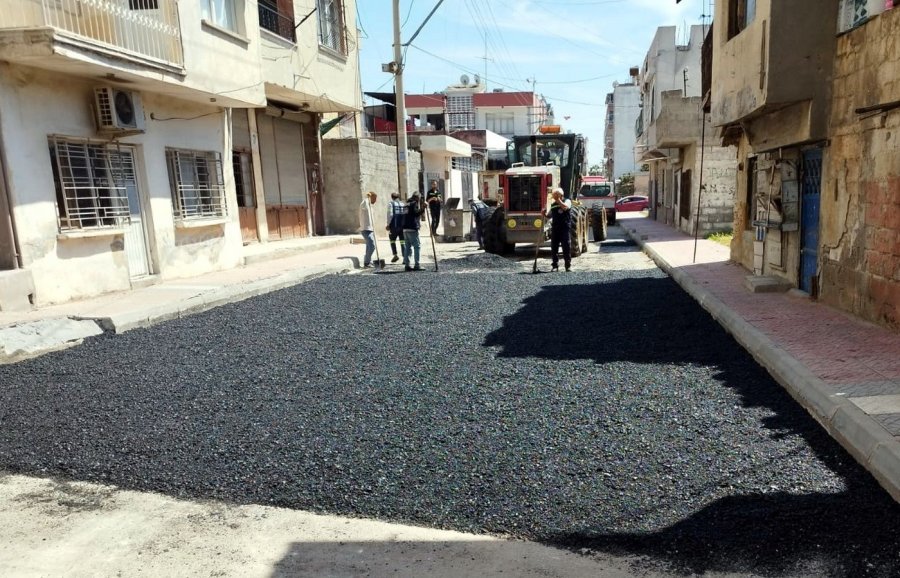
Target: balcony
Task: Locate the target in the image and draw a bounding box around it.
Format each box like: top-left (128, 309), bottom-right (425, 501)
top-left (258, 2), bottom-right (295, 43)
top-left (646, 91), bottom-right (703, 148)
top-left (1, 0), bottom-right (183, 69)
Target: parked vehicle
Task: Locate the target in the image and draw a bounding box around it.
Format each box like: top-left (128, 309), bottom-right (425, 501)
top-left (482, 130), bottom-right (598, 255)
top-left (578, 175), bottom-right (616, 224)
top-left (616, 195), bottom-right (649, 212)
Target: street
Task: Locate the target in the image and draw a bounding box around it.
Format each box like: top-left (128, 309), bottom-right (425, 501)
top-left (1, 227), bottom-right (899, 577)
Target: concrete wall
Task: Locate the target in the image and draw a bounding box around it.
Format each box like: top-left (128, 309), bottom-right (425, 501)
top-left (674, 142), bottom-right (737, 236)
top-left (711, 0), bottom-right (836, 144)
top-left (321, 139), bottom-right (422, 237)
top-left (0, 64), bottom-right (243, 305)
top-left (820, 8), bottom-right (900, 329)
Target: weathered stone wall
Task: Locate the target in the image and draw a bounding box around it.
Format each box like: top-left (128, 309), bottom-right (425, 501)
top-left (695, 144), bottom-right (738, 236)
top-left (321, 139), bottom-right (422, 237)
top-left (823, 8), bottom-right (900, 330)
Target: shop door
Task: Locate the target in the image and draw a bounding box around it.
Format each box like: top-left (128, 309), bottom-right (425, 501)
top-left (800, 149), bottom-right (822, 294)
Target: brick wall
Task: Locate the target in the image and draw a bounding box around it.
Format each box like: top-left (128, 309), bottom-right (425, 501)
top-left (823, 8), bottom-right (900, 330)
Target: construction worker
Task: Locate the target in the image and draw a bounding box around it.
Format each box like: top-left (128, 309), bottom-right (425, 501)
top-left (386, 192), bottom-right (406, 263)
top-left (545, 187), bottom-right (572, 272)
top-left (469, 197), bottom-right (489, 250)
top-left (359, 191), bottom-right (377, 268)
top-left (425, 179), bottom-right (443, 236)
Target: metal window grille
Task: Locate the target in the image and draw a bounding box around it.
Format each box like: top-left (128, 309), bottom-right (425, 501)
top-left (451, 156), bottom-right (483, 172)
top-left (49, 137), bottom-right (132, 230)
top-left (4, 0), bottom-right (184, 66)
top-left (166, 149), bottom-right (227, 220)
top-left (447, 95), bottom-right (474, 130)
top-left (258, 0), bottom-right (296, 42)
top-left (317, 0), bottom-right (347, 54)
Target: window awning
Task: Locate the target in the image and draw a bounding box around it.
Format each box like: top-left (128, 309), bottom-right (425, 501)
top-left (639, 149), bottom-right (670, 162)
top-left (320, 114), bottom-right (346, 136)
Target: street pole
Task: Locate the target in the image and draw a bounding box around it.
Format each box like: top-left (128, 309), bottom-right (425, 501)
top-left (392, 0), bottom-right (410, 201)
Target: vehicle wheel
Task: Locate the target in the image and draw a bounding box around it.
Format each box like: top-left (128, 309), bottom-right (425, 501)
top-left (599, 208), bottom-right (608, 241)
top-left (608, 210), bottom-right (617, 225)
top-left (590, 207), bottom-right (603, 242)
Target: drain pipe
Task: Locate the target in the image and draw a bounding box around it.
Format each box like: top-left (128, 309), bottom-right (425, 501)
top-left (0, 111), bottom-right (23, 269)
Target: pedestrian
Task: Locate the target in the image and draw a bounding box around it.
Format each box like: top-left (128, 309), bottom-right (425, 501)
top-left (425, 179), bottom-right (443, 236)
top-left (359, 191), bottom-right (377, 268)
top-left (402, 191), bottom-right (425, 271)
top-left (545, 187), bottom-right (572, 272)
top-left (387, 192), bottom-right (406, 263)
top-left (469, 197), bottom-right (489, 250)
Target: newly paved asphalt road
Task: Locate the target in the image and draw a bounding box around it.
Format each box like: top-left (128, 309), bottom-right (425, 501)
top-left (1, 241), bottom-right (899, 577)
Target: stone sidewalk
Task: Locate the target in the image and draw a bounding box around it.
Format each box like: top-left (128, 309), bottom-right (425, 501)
top-left (618, 213), bottom-right (900, 503)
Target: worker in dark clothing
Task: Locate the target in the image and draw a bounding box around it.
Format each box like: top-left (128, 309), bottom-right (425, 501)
top-left (545, 187), bottom-right (573, 272)
top-left (425, 179), bottom-right (443, 236)
top-left (386, 192), bottom-right (406, 263)
top-left (402, 192), bottom-right (426, 271)
top-left (469, 197), bottom-right (489, 250)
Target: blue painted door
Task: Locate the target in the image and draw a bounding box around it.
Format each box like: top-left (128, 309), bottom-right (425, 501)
top-left (800, 149), bottom-right (822, 294)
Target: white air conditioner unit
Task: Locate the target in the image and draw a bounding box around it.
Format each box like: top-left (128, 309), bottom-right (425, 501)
top-left (94, 87), bottom-right (145, 133)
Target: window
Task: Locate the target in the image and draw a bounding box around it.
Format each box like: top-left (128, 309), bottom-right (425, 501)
top-left (202, 0), bottom-right (240, 33)
top-left (447, 95), bottom-right (475, 130)
top-left (452, 156), bottom-right (483, 172)
top-left (317, 0), bottom-right (347, 55)
top-left (745, 156), bottom-right (757, 230)
top-left (233, 150), bottom-right (255, 208)
top-left (129, 0), bottom-right (159, 8)
top-left (838, 0), bottom-right (891, 32)
top-left (259, 0), bottom-right (296, 42)
top-left (485, 112), bottom-right (514, 136)
top-left (49, 137), bottom-right (132, 231)
top-left (166, 149), bottom-right (227, 220)
top-left (728, 0), bottom-right (756, 39)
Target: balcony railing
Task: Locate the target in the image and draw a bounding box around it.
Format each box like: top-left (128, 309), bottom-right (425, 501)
top-left (1, 0), bottom-right (183, 67)
top-left (258, 2), bottom-right (296, 43)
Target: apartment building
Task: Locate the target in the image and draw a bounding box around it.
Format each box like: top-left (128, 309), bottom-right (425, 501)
top-left (637, 25), bottom-right (735, 236)
top-left (0, 0), bottom-right (359, 309)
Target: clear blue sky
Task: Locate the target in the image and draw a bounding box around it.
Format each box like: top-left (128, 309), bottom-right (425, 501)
top-left (356, 0), bottom-right (713, 167)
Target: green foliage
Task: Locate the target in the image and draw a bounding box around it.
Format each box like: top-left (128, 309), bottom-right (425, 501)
top-left (588, 164), bottom-right (603, 176)
top-left (705, 230), bottom-right (734, 246)
top-left (618, 173), bottom-right (635, 196)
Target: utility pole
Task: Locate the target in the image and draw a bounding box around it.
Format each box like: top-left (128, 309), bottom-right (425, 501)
top-left (392, 0), bottom-right (410, 200)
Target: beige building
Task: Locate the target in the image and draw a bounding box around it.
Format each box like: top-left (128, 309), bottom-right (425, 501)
top-left (711, 0), bottom-right (899, 330)
top-left (637, 25), bottom-right (736, 236)
top-left (0, 0), bottom-right (359, 310)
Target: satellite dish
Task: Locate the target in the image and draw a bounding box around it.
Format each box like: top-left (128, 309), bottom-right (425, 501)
top-left (460, 74), bottom-right (470, 86)
top-left (474, 74), bottom-right (481, 85)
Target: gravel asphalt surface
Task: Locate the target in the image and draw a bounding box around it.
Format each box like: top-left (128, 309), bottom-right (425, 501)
top-left (1, 247), bottom-right (899, 577)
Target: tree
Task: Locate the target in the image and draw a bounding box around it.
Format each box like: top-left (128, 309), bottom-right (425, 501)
top-left (588, 164), bottom-right (603, 176)
top-left (618, 173), bottom-right (635, 197)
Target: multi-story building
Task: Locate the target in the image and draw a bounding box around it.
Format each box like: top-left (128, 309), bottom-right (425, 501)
top-left (636, 25), bottom-right (735, 235)
top-left (711, 0), bottom-right (899, 330)
top-left (0, 0), bottom-right (359, 309)
top-left (604, 80), bottom-right (642, 184)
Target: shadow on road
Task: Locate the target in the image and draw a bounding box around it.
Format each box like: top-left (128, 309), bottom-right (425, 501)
top-left (484, 275), bottom-right (900, 576)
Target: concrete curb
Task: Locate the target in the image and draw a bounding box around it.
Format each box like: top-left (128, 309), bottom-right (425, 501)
top-left (625, 227), bottom-right (900, 503)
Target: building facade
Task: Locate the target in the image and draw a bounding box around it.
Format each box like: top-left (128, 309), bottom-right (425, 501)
top-left (711, 0), bottom-right (900, 330)
top-left (605, 82), bottom-right (642, 185)
top-left (637, 25), bottom-right (736, 235)
top-left (0, 0), bottom-right (359, 309)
